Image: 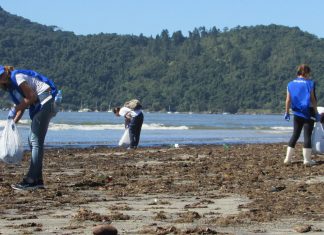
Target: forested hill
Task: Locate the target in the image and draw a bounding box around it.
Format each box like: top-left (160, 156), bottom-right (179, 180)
top-left (1, 6), bottom-right (324, 113)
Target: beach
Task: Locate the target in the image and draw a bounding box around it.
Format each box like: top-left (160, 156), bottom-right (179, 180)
top-left (0, 143), bottom-right (324, 235)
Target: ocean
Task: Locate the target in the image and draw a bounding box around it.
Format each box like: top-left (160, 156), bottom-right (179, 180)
top-left (0, 111), bottom-right (292, 149)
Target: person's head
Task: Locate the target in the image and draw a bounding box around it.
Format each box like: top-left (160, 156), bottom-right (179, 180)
top-left (297, 64), bottom-right (311, 78)
top-left (0, 65), bottom-right (7, 81)
top-left (113, 107), bottom-right (121, 116)
top-left (0, 65), bottom-right (14, 90)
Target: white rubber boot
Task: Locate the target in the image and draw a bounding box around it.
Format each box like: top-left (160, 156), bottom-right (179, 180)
top-left (303, 148), bottom-right (316, 166)
top-left (284, 146), bottom-right (294, 164)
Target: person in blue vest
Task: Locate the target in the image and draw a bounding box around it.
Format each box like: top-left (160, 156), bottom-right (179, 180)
top-left (0, 65), bottom-right (60, 190)
top-left (284, 64), bottom-right (320, 166)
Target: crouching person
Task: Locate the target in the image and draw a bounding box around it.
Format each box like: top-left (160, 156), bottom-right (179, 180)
top-left (0, 65), bottom-right (60, 190)
top-left (113, 99), bottom-right (144, 149)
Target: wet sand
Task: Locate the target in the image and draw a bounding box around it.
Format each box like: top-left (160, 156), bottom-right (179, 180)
top-left (0, 143), bottom-right (324, 234)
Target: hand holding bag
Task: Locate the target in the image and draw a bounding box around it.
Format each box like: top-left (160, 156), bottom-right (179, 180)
top-left (0, 119), bottom-right (23, 164)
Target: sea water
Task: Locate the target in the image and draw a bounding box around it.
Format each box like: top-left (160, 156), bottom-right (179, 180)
top-left (0, 111), bottom-right (292, 149)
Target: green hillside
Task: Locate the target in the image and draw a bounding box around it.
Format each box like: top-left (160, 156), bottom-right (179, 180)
top-left (1, 6), bottom-right (324, 113)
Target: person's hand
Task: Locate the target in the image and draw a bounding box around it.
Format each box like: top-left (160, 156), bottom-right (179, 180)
top-left (7, 108), bottom-right (16, 119)
top-left (284, 113), bottom-right (290, 121)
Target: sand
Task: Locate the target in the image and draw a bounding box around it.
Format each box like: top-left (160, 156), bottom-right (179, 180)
top-left (0, 143), bottom-right (324, 235)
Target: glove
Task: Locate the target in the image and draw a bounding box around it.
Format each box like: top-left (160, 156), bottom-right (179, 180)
top-left (284, 113), bottom-right (290, 121)
top-left (7, 108), bottom-right (16, 119)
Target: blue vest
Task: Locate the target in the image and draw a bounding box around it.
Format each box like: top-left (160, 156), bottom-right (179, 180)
top-left (9, 70), bottom-right (58, 119)
top-left (287, 77), bottom-right (314, 119)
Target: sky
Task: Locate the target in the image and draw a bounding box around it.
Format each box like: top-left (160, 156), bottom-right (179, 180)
top-left (0, 0), bottom-right (324, 38)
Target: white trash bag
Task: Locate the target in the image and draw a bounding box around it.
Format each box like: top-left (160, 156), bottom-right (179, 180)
top-left (312, 122), bottom-right (324, 154)
top-left (118, 128), bottom-right (130, 146)
top-left (0, 119), bottom-right (23, 164)
top-left (317, 106), bottom-right (324, 115)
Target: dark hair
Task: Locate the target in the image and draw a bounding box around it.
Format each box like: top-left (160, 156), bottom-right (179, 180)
top-left (113, 107), bottom-right (120, 114)
top-left (0, 66), bottom-right (14, 91)
top-left (0, 83), bottom-right (9, 91)
top-left (297, 64), bottom-right (311, 77)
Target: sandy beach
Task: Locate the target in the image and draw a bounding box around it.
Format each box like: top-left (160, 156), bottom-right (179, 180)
top-left (0, 143), bottom-right (324, 235)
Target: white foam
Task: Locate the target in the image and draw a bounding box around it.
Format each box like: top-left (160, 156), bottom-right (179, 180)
top-left (142, 123), bottom-right (188, 130)
top-left (0, 119), bottom-right (189, 131)
top-left (48, 123), bottom-right (123, 131)
top-left (0, 119), bottom-right (30, 127)
top-left (47, 123), bottom-right (189, 131)
top-left (270, 126), bottom-right (292, 131)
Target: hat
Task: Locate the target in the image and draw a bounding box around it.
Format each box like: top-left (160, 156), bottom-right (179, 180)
top-left (0, 65), bottom-right (5, 75)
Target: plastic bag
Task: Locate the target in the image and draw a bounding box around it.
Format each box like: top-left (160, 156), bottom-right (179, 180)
top-left (118, 128), bottom-right (130, 146)
top-left (312, 122), bottom-right (324, 154)
top-left (0, 119), bottom-right (23, 164)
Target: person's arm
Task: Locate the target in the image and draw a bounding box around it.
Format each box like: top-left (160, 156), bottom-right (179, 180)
top-left (12, 82), bottom-right (37, 123)
top-left (125, 112), bottom-right (132, 120)
top-left (15, 81), bottom-right (37, 112)
top-left (285, 90), bottom-right (291, 114)
top-left (124, 112), bottom-right (132, 128)
top-left (311, 89), bottom-right (318, 114)
top-left (13, 109), bottom-right (25, 123)
top-left (124, 117), bottom-right (130, 128)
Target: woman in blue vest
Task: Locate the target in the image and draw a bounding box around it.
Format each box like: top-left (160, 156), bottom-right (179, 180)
top-left (284, 64), bottom-right (319, 166)
top-left (0, 65), bottom-right (59, 190)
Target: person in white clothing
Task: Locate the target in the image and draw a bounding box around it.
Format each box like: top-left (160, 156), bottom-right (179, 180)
top-left (113, 105), bottom-right (144, 149)
top-left (0, 65), bottom-right (59, 190)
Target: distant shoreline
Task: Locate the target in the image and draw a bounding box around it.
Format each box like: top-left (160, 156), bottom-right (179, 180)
top-left (41, 141), bottom-right (290, 151)
top-left (0, 109), bottom-right (284, 115)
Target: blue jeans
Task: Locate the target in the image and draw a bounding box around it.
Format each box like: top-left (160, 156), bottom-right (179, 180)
top-left (129, 112), bottom-right (144, 148)
top-left (26, 98), bottom-right (56, 181)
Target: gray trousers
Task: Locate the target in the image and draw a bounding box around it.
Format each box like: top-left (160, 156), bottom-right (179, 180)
top-left (26, 98), bottom-right (56, 181)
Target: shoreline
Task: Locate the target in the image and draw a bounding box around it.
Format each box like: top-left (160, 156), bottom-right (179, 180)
top-left (41, 141), bottom-right (291, 150)
top-left (1, 143), bottom-right (323, 234)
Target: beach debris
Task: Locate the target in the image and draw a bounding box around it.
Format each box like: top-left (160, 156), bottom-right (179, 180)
top-left (74, 180), bottom-right (106, 188)
top-left (153, 211), bottom-right (168, 220)
top-left (174, 143), bottom-right (179, 148)
top-left (269, 185), bottom-right (286, 192)
top-left (176, 211), bottom-right (201, 222)
top-left (12, 222), bottom-right (42, 229)
top-left (251, 229), bottom-right (267, 233)
top-left (184, 199), bottom-right (214, 209)
top-left (293, 224), bottom-right (312, 233)
top-left (155, 225), bottom-right (178, 234)
top-left (55, 191), bottom-right (63, 197)
top-left (223, 144), bottom-right (229, 150)
top-left (3, 143), bottom-right (324, 234)
top-left (184, 226), bottom-right (220, 234)
top-left (73, 208), bottom-right (111, 222)
top-left (149, 199), bottom-right (158, 205)
top-left (110, 212), bottom-right (130, 220)
top-left (107, 175), bottom-right (113, 182)
top-left (92, 224), bottom-right (118, 235)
